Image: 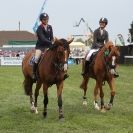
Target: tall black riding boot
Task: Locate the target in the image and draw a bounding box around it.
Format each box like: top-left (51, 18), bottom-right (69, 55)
top-left (81, 61), bottom-right (90, 76)
top-left (32, 62), bottom-right (38, 82)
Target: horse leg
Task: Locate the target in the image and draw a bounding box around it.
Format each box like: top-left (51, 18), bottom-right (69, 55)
top-left (97, 80), bottom-right (105, 112)
top-left (93, 82), bottom-right (100, 110)
top-left (80, 77), bottom-right (89, 106)
top-left (42, 83), bottom-right (48, 118)
top-left (106, 78), bottom-right (115, 110)
top-left (23, 76), bottom-right (35, 113)
top-left (34, 82), bottom-right (42, 114)
top-left (56, 81), bottom-right (64, 120)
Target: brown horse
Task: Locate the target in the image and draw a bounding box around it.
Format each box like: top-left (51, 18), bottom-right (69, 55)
top-left (80, 41), bottom-right (120, 112)
top-left (22, 38), bottom-right (73, 119)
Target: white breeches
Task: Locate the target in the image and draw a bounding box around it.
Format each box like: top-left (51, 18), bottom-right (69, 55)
top-left (34, 49), bottom-right (42, 63)
top-left (86, 49), bottom-right (99, 61)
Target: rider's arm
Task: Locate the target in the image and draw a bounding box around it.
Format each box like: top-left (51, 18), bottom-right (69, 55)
top-left (49, 25), bottom-right (54, 42)
top-left (93, 30), bottom-right (97, 44)
top-left (105, 31), bottom-right (109, 43)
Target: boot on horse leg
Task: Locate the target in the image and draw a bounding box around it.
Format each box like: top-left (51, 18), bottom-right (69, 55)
top-left (81, 60), bottom-right (90, 76)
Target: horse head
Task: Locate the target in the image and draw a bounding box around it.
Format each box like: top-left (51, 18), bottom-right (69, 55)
top-left (53, 38), bottom-right (74, 63)
top-left (104, 41), bottom-right (120, 69)
top-left (48, 38), bottom-right (74, 72)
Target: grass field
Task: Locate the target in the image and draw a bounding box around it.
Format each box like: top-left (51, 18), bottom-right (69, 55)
top-left (0, 65), bottom-right (133, 133)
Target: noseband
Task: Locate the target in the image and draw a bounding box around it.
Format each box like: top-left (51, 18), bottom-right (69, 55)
top-left (104, 48), bottom-right (117, 70)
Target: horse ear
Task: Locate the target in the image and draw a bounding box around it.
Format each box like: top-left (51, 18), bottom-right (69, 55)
top-left (53, 37), bottom-right (59, 45)
top-left (105, 41), bottom-right (114, 50)
top-left (116, 46), bottom-right (120, 51)
top-left (67, 37), bottom-right (74, 44)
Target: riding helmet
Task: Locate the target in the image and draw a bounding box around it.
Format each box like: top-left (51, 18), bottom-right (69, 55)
top-left (99, 18), bottom-right (108, 25)
top-left (40, 13), bottom-right (49, 21)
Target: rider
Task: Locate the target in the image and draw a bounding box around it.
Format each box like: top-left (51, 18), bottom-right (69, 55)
top-left (32, 12), bottom-right (54, 81)
top-left (32, 12), bottom-right (69, 81)
top-left (82, 17), bottom-right (119, 78)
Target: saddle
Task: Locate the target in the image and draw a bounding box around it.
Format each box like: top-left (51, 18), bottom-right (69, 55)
top-left (29, 50), bottom-right (46, 66)
top-left (89, 51), bottom-right (98, 66)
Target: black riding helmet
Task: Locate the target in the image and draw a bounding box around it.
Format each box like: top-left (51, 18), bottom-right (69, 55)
top-left (99, 18), bottom-right (108, 25)
top-left (40, 13), bottom-right (49, 21)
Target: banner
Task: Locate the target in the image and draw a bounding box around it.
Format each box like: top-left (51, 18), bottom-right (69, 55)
top-left (0, 57), bottom-right (22, 66)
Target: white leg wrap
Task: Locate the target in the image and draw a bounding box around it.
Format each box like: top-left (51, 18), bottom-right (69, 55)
top-left (83, 100), bottom-right (87, 106)
top-left (31, 102), bottom-right (35, 111)
top-left (94, 101), bottom-right (100, 110)
top-left (35, 107), bottom-right (38, 114)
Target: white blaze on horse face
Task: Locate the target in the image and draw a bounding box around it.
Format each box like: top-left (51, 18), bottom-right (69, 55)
top-left (64, 63), bottom-right (68, 71)
top-left (110, 56), bottom-right (116, 74)
top-left (64, 50), bottom-right (67, 62)
top-left (64, 50), bottom-right (68, 71)
top-left (112, 56), bottom-right (116, 66)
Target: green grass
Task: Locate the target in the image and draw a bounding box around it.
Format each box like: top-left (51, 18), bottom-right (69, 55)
top-left (0, 65), bottom-right (133, 133)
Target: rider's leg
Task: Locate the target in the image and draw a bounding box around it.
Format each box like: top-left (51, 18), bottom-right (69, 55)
top-left (82, 49), bottom-right (97, 76)
top-left (32, 49), bottom-right (41, 82)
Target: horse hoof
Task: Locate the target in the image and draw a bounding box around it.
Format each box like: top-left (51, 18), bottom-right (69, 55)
top-left (94, 105), bottom-right (100, 111)
top-left (104, 104), bottom-right (112, 110)
top-left (94, 102), bottom-right (100, 110)
top-left (43, 112), bottom-right (47, 118)
top-left (30, 107), bottom-right (36, 113)
top-left (83, 101), bottom-right (87, 106)
top-left (59, 115), bottom-right (64, 120)
top-left (100, 108), bottom-right (106, 113)
top-left (30, 109), bottom-right (35, 113)
top-left (35, 110), bottom-right (38, 114)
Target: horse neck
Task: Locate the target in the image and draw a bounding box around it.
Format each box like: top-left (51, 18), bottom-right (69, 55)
top-left (97, 47), bottom-right (106, 61)
top-left (46, 49), bottom-right (57, 63)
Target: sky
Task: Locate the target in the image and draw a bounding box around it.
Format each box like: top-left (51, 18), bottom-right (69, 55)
top-left (0, 0), bottom-right (133, 42)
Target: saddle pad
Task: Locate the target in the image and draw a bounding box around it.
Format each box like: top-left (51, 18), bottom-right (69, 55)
top-left (29, 56), bottom-right (35, 66)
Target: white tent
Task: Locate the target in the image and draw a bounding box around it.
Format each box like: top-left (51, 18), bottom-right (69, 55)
top-left (69, 42), bottom-right (85, 49)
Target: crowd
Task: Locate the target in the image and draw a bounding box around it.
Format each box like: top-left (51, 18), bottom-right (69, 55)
top-left (0, 47), bottom-right (87, 60)
top-left (0, 49), bottom-right (30, 58)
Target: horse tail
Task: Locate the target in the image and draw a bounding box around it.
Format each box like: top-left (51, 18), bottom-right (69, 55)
top-left (23, 76), bottom-right (33, 96)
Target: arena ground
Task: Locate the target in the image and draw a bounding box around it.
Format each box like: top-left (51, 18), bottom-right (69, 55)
top-left (0, 65), bottom-right (133, 133)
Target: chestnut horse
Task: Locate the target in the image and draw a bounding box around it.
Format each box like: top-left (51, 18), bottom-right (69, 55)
top-left (80, 41), bottom-right (120, 112)
top-left (22, 38), bottom-right (73, 119)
